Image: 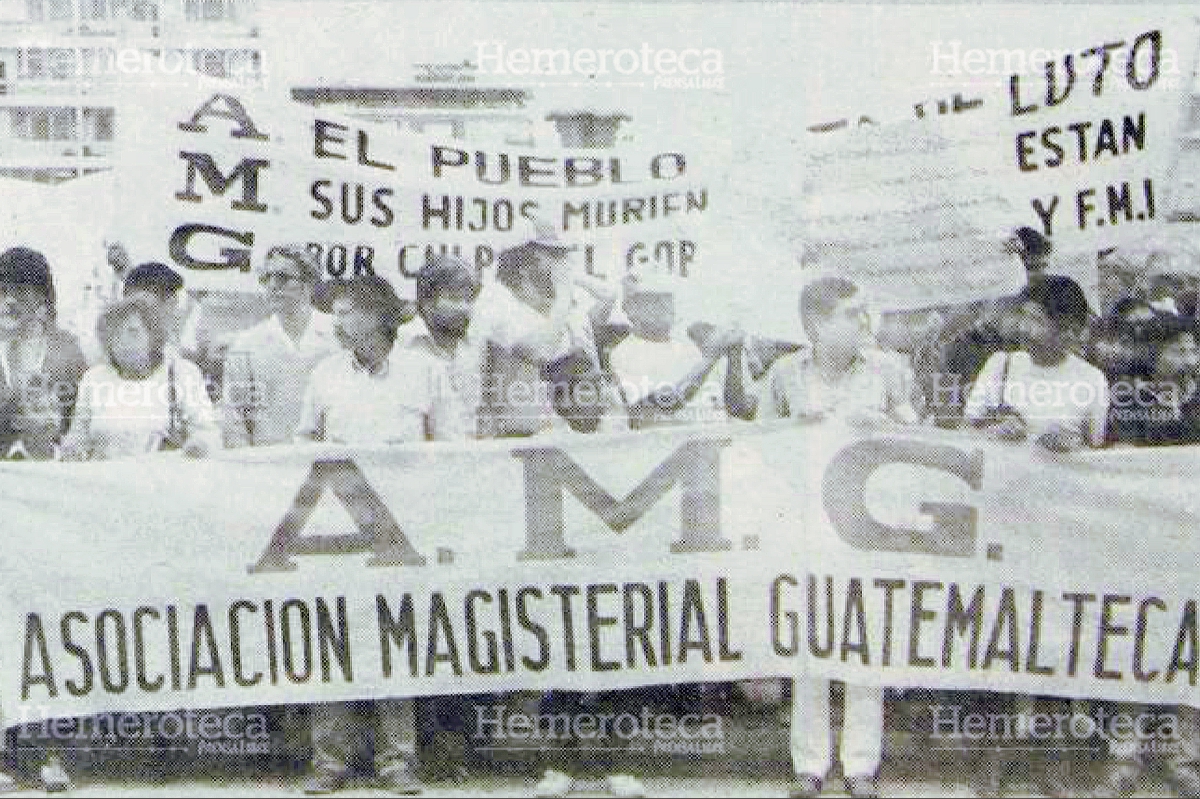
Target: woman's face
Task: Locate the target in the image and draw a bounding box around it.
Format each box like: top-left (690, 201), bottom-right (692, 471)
top-left (110, 313), bottom-right (153, 377)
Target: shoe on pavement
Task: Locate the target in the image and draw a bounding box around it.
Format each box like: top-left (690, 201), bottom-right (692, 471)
top-left (40, 756), bottom-right (72, 793)
top-left (1033, 755), bottom-right (1076, 798)
top-left (377, 762), bottom-right (423, 795)
top-left (844, 774), bottom-right (880, 799)
top-left (604, 773), bottom-right (646, 798)
top-left (1169, 763), bottom-right (1200, 799)
top-left (302, 769), bottom-right (348, 795)
top-left (534, 769), bottom-right (575, 798)
top-left (1097, 760), bottom-right (1144, 798)
top-left (0, 771), bottom-right (16, 794)
top-left (788, 772), bottom-right (823, 798)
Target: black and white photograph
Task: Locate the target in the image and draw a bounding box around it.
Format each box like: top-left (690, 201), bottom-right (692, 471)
top-left (0, 1), bottom-right (1199, 796)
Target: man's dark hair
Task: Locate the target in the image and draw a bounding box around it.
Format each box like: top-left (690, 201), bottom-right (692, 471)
top-left (1014, 226), bottom-right (1052, 264)
top-left (800, 276), bottom-right (859, 342)
top-left (415, 254), bottom-right (481, 306)
top-left (1019, 274), bottom-right (1091, 334)
top-left (328, 275), bottom-right (415, 344)
top-left (0, 246), bottom-right (56, 320)
top-left (124, 262), bottom-right (183, 300)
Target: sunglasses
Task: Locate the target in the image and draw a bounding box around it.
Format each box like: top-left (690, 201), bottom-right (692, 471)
top-left (259, 271), bottom-right (304, 287)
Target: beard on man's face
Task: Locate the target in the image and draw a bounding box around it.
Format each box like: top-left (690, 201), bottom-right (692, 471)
top-left (429, 311), bottom-right (470, 339)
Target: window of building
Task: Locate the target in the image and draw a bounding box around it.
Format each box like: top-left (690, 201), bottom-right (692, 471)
top-left (24, 0), bottom-right (73, 21)
top-left (20, 48), bottom-right (46, 80)
top-left (192, 49), bottom-right (226, 78)
top-left (184, 0), bottom-right (235, 22)
top-left (79, 0), bottom-right (107, 20)
top-left (82, 107), bottom-right (113, 141)
top-left (9, 107), bottom-right (77, 141)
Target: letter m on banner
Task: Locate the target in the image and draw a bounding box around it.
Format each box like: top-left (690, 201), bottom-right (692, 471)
top-left (513, 438), bottom-right (733, 559)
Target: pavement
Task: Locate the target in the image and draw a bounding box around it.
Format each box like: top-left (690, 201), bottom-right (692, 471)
top-left (0, 692), bottom-right (1183, 797)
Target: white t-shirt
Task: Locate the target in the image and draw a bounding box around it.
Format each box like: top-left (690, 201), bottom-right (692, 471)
top-left (472, 280), bottom-right (599, 437)
top-left (964, 350), bottom-right (1109, 445)
top-left (296, 347), bottom-right (457, 445)
top-left (68, 358), bottom-right (221, 459)
top-left (609, 336), bottom-right (728, 428)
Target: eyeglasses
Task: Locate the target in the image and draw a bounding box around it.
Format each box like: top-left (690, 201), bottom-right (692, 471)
top-left (258, 272), bottom-right (304, 288)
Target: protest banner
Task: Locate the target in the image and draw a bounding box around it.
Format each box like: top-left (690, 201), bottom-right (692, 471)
top-left (0, 421), bottom-right (1198, 727)
top-left (793, 17), bottom-right (1200, 312)
top-left (111, 80), bottom-right (716, 298)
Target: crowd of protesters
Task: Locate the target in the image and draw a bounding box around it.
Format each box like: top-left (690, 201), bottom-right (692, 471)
top-left (1, 219), bottom-right (1200, 798)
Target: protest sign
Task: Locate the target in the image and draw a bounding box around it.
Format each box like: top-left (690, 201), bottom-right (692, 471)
top-left (1, 421), bottom-right (1199, 726)
top-left (796, 119), bottom-right (1025, 312)
top-left (112, 81), bottom-right (716, 297)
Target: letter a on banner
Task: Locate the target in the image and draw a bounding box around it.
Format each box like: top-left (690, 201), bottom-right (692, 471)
top-left (249, 459), bottom-right (426, 573)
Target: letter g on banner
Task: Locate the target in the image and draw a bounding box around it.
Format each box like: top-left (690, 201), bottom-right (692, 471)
top-left (822, 439), bottom-right (983, 557)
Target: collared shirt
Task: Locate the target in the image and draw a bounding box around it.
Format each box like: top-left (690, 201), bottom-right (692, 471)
top-left (407, 331), bottom-right (486, 440)
top-left (222, 311), bottom-right (339, 447)
top-left (296, 346), bottom-right (457, 445)
top-left (758, 347), bottom-right (915, 422)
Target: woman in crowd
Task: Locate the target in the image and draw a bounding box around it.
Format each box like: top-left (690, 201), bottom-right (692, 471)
top-left (61, 296), bottom-right (220, 460)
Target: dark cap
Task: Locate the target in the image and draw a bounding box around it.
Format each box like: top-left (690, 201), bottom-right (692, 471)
top-left (125, 262), bottom-right (183, 296)
top-left (0, 247), bottom-right (52, 289)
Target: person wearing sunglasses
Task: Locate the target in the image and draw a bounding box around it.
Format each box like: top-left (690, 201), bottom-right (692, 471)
top-left (221, 245), bottom-right (338, 447)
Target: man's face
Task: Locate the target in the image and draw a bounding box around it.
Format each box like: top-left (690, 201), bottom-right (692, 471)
top-left (1156, 332), bottom-right (1200, 381)
top-left (1099, 267), bottom-right (1147, 314)
top-left (331, 297), bottom-right (379, 351)
top-left (0, 283), bottom-right (48, 335)
top-left (813, 295), bottom-right (870, 352)
top-left (532, 246), bottom-right (572, 284)
top-left (259, 254), bottom-right (312, 315)
top-left (125, 287), bottom-right (180, 330)
top-left (420, 285), bottom-right (475, 340)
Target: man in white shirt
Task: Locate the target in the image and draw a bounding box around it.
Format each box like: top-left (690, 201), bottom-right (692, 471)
top-left (965, 275), bottom-right (1108, 451)
top-left (222, 245), bottom-right (339, 447)
top-left (296, 275), bottom-right (450, 796)
top-left (609, 274), bottom-right (755, 430)
top-left (408, 254), bottom-right (486, 439)
top-left (757, 277), bottom-right (916, 799)
top-left (474, 219), bottom-right (615, 437)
